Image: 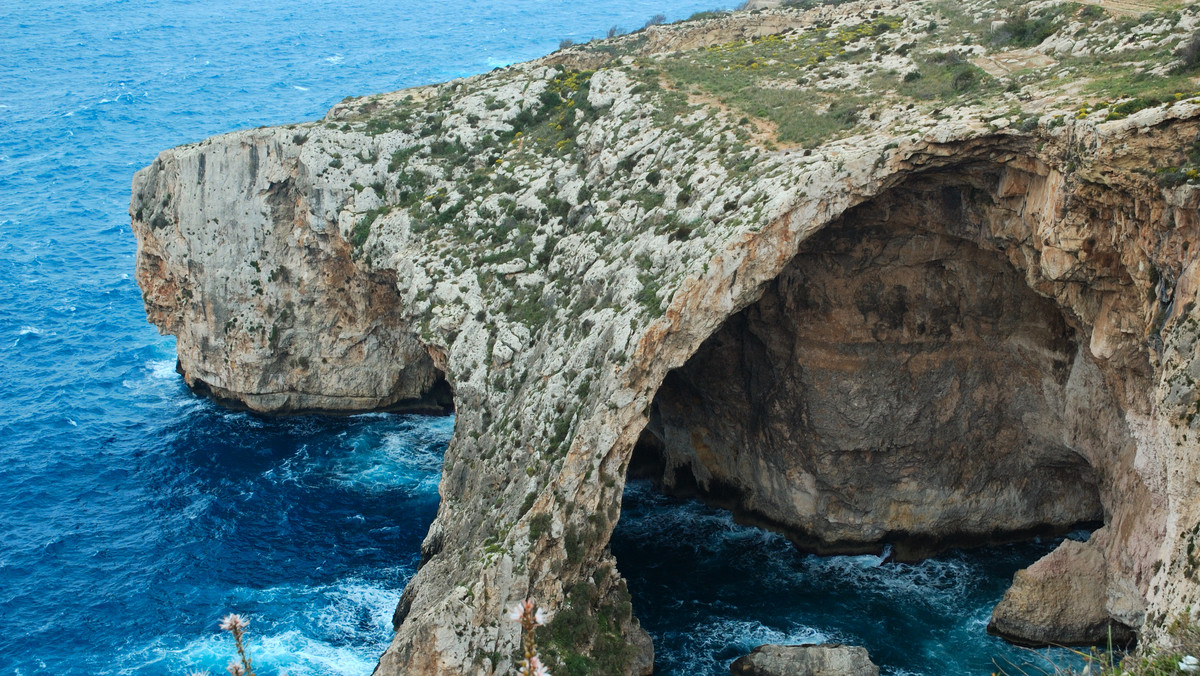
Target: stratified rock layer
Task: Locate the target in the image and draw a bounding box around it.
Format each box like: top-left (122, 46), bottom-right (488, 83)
top-left (130, 0), bottom-right (1200, 673)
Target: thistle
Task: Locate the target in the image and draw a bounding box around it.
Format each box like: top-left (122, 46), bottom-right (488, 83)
top-left (506, 599), bottom-right (551, 676)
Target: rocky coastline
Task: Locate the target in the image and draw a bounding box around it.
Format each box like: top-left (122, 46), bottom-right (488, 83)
top-left (132, 0), bottom-right (1200, 672)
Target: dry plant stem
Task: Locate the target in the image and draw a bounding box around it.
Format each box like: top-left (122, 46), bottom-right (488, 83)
top-left (231, 625), bottom-right (255, 676)
top-left (522, 617), bottom-right (536, 671)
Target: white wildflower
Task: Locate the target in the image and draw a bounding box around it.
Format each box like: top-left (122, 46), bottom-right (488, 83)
top-left (507, 602), bottom-right (526, 622)
top-left (219, 613), bottom-right (249, 632)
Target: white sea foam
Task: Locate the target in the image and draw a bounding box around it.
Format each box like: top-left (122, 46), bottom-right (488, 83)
top-left (148, 358), bottom-right (177, 379)
top-left (324, 55), bottom-right (344, 64)
top-left (329, 424), bottom-right (447, 494)
top-left (662, 617), bottom-right (833, 674)
top-left (131, 629), bottom-right (380, 676)
top-left (802, 553), bottom-right (975, 611)
top-left (293, 85), bottom-right (310, 91)
top-left (132, 575), bottom-right (406, 675)
top-left (17, 326), bottom-right (41, 335)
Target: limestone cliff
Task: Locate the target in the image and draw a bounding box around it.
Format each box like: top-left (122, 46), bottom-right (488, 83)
top-left (132, 0), bottom-right (1200, 671)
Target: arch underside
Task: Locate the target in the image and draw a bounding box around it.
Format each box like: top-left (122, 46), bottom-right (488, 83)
top-left (630, 166), bottom-right (1133, 563)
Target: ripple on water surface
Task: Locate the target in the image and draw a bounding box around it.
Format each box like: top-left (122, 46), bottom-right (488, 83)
top-left (611, 481), bottom-right (1087, 676)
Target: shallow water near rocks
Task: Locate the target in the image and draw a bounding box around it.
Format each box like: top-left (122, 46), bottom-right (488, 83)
top-left (1, 1), bottom-right (1084, 673)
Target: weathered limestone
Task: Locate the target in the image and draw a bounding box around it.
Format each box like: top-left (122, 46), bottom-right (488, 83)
top-left (634, 189), bottom-right (1105, 559)
top-left (130, 1), bottom-right (1200, 673)
top-left (132, 137), bottom-right (451, 415)
top-left (730, 644), bottom-right (880, 676)
top-left (988, 539), bottom-right (1136, 647)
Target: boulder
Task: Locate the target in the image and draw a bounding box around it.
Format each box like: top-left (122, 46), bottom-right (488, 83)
top-left (729, 644), bottom-right (879, 676)
top-left (988, 539), bottom-right (1135, 647)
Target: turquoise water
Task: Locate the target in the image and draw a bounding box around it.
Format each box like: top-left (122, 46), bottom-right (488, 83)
top-left (0, 1), bottom-right (1077, 673)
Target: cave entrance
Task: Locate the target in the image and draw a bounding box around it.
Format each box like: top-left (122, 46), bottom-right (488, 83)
top-left (629, 175), bottom-right (1105, 562)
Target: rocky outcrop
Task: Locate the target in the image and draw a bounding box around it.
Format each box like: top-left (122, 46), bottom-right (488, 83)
top-left (730, 644), bottom-right (879, 676)
top-left (988, 539), bottom-right (1136, 647)
top-left (131, 0), bottom-right (1200, 673)
top-left (132, 140), bottom-right (452, 414)
top-left (633, 187), bottom-right (1105, 559)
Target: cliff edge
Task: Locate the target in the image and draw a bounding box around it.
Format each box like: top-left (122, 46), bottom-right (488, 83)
top-left (132, 0), bottom-right (1200, 672)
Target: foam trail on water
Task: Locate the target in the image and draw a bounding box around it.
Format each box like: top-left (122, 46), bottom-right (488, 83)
top-left (662, 618), bottom-right (833, 675)
top-left (120, 573), bottom-right (408, 675)
top-left (148, 359), bottom-right (177, 379)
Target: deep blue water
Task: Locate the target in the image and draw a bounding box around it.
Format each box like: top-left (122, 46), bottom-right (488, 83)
top-left (612, 482), bottom-right (1086, 676)
top-left (0, 1), bottom-right (1078, 674)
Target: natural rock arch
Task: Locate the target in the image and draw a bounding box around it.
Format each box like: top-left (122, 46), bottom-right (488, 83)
top-left (130, 34), bottom-right (1200, 670)
top-left (630, 170), bottom-right (1115, 562)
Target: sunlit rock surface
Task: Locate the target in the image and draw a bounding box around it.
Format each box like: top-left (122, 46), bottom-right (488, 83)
top-left (132, 0), bottom-right (1200, 671)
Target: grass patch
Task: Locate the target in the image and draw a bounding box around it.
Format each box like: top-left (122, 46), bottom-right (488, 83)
top-left (656, 16), bottom-right (900, 145)
top-left (1084, 69), bottom-right (1200, 107)
top-left (894, 51), bottom-right (992, 100)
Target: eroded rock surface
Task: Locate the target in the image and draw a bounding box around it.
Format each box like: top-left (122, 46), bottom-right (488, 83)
top-left (988, 539), bottom-right (1136, 647)
top-left (130, 0), bottom-right (1200, 672)
top-left (133, 140), bottom-right (451, 414)
top-left (730, 644), bottom-right (880, 676)
top-left (635, 189), bottom-right (1104, 559)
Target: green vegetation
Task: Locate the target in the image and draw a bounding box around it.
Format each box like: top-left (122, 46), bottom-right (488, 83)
top-left (893, 51), bottom-right (990, 99)
top-left (1156, 131), bottom-right (1200, 188)
top-left (685, 9), bottom-right (730, 22)
top-left (351, 206), bottom-right (390, 248)
top-left (537, 580), bottom-right (638, 676)
top-left (781, 0), bottom-right (857, 8)
top-left (987, 5), bottom-right (1064, 47)
top-left (655, 16), bottom-right (902, 145)
top-left (498, 69), bottom-right (595, 155)
top-left (528, 512), bottom-right (551, 541)
top-left (635, 273), bottom-right (664, 317)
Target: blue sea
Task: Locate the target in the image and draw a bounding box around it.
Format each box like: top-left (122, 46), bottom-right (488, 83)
top-left (0, 1), bottom-right (1083, 674)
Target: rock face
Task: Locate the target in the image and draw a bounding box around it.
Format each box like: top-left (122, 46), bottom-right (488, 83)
top-left (729, 644), bottom-right (879, 676)
top-left (133, 141), bottom-right (452, 414)
top-left (634, 188), bottom-right (1104, 559)
top-left (130, 0), bottom-right (1200, 673)
top-left (988, 539), bottom-right (1136, 647)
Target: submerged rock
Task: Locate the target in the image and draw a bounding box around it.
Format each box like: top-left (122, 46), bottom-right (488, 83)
top-left (730, 644), bottom-right (879, 676)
